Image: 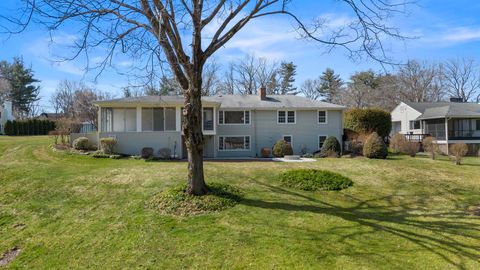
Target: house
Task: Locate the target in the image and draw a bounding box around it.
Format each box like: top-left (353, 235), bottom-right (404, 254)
top-left (0, 100), bottom-right (15, 134)
top-left (37, 112), bottom-right (64, 121)
top-left (85, 88), bottom-right (346, 158)
top-left (391, 99), bottom-right (480, 155)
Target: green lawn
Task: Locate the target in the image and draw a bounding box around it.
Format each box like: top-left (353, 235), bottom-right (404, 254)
top-left (1, 136), bottom-right (480, 269)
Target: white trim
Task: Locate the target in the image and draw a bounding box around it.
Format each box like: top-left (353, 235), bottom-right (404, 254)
top-left (175, 106), bottom-right (181, 132)
top-left (218, 135), bottom-right (251, 151)
top-left (318, 135), bottom-right (328, 149)
top-left (282, 135), bottom-right (293, 148)
top-left (136, 106), bottom-right (142, 132)
top-left (218, 110), bottom-right (251, 125)
top-left (318, 110), bottom-right (328, 124)
top-left (277, 110), bottom-right (296, 124)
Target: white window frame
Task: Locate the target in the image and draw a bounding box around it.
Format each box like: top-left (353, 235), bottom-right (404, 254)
top-left (277, 110), bottom-right (296, 124)
top-left (318, 135), bottom-right (328, 149)
top-left (218, 110), bottom-right (251, 125)
top-left (318, 110), bottom-right (328, 124)
top-left (282, 135), bottom-right (293, 148)
top-left (218, 135), bottom-right (251, 151)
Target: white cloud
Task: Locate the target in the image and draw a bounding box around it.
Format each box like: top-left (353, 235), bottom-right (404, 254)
top-left (441, 27), bottom-right (480, 42)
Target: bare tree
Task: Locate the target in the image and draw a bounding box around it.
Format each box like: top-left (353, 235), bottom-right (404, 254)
top-left (201, 60), bottom-right (221, 96)
top-left (7, 0), bottom-right (409, 195)
top-left (396, 60), bottom-right (445, 102)
top-left (300, 79), bottom-right (321, 100)
top-left (233, 54), bottom-right (259, 95)
top-left (50, 80), bottom-right (77, 117)
top-left (444, 58), bottom-right (480, 102)
top-left (73, 89), bottom-right (111, 128)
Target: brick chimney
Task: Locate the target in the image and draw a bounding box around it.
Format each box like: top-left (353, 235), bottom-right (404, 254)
top-left (259, 86), bottom-right (267, 100)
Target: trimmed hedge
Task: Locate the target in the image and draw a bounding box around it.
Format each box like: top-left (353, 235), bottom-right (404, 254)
top-left (72, 137), bottom-right (90, 151)
top-left (272, 139), bottom-right (293, 157)
top-left (3, 120), bottom-right (55, 136)
top-left (320, 136), bottom-right (341, 157)
top-left (363, 132), bottom-right (388, 159)
top-left (344, 108), bottom-right (391, 138)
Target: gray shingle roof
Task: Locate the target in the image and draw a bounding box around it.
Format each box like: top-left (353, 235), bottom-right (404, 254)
top-left (405, 102), bottom-right (480, 119)
top-left (95, 95), bottom-right (345, 110)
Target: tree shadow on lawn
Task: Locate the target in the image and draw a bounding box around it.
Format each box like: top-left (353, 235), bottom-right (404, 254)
top-left (241, 181), bottom-right (480, 269)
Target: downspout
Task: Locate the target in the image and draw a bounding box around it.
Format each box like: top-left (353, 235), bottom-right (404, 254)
top-left (445, 117), bottom-right (449, 155)
top-left (253, 109), bottom-right (258, 157)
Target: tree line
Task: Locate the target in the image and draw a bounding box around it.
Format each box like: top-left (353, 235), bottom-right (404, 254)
top-left (120, 56), bottom-right (480, 112)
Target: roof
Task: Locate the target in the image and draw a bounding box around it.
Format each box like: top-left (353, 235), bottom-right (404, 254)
top-left (95, 95), bottom-right (346, 110)
top-left (404, 102), bottom-right (480, 119)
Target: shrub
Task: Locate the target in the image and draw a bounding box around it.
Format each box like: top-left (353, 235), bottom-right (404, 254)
top-left (158, 148), bottom-right (171, 159)
top-left (260, 147), bottom-right (271, 158)
top-left (100, 137), bottom-right (117, 154)
top-left (450, 143), bottom-right (468, 165)
top-left (390, 133), bottom-right (407, 154)
top-left (3, 120), bottom-right (12, 135)
top-left (363, 132), bottom-right (388, 159)
top-left (344, 108), bottom-right (392, 138)
top-left (402, 142), bottom-right (420, 157)
top-left (91, 150), bottom-right (110, 158)
top-left (272, 140), bottom-right (293, 157)
top-left (422, 137), bottom-right (439, 159)
top-left (149, 183), bottom-right (242, 216)
top-left (141, 147), bottom-right (154, 159)
top-left (320, 136), bottom-right (341, 157)
top-left (279, 169), bottom-right (353, 191)
top-left (72, 137), bottom-right (90, 151)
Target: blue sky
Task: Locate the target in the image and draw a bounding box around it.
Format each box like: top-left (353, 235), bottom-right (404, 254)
top-left (1, 0), bottom-right (480, 112)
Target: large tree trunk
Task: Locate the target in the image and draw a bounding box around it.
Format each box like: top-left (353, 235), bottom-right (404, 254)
top-left (183, 70), bottom-right (208, 195)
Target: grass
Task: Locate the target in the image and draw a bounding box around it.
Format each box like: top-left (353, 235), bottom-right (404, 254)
top-left (0, 136), bottom-right (480, 269)
top-left (149, 183), bottom-right (242, 216)
top-left (279, 169), bottom-right (353, 191)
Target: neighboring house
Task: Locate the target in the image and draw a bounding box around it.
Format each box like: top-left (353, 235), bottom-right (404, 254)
top-left (37, 112), bottom-right (64, 121)
top-left (87, 88), bottom-right (346, 158)
top-left (391, 99), bottom-right (480, 154)
top-left (0, 100), bottom-right (15, 134)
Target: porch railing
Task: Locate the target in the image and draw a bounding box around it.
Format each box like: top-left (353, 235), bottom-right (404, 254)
top-left (404, 134), bottom-right (429, 142)
top-left (448, 129), bottom-right (480, 140)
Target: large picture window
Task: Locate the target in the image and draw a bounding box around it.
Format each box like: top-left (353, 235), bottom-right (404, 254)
top-left (219, 111), bottom-right (250, 125)
top-left (409, 120), bottom-right (420, 130)
top-left (111, 108), bottom-right (136, 132)
top-left (218, 136), bottom-right (250, 151)
top-left (141, 107), bottom-right (176, 131)
top-left (278, 110), bottom-right (295, 124)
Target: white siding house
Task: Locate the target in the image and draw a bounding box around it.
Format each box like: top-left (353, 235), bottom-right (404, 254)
top-left (0, 101), bottom-right (15, 134)
top-left (81, 89), bottom-right (346, 158)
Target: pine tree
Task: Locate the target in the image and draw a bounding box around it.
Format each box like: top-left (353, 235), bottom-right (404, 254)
top-left (319, 68), bottom-right (343, 103)
top-left (0, 57), bottom-right (40, 117)
top-left (266, 72), bottom-right (280, 94)
top-left (278, 62), bottom-right (298, 95)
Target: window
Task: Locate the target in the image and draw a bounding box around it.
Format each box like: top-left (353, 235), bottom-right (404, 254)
top-left (203, 108), bottom-right (214, 131)
top-left (278, 111), bottom-right (286, 123)
top-left (101, 108), bottom-right (113, 132)
top-left (278, 110), bottom-right (295, 124)
top-left (319, 135), bottom-right (327, 149)
top-left (409, 120), bottom-right (420, 130)
top-left (318, 110), bottom-right (327, 124)
top-left (218, 136), bottom-right (250, 151)
top-left (218, 111), bottom-right (250, 124)
top-left (165, 108), bottom-right (176, 130)
top-left (476, 120), bottom-right (480, 131)
top-left (283, 135), bottom-right (293, 147)
top-left (112, 108), bottom-right (136, 132)
top-left (141, 107), bottom-right (176, 131)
